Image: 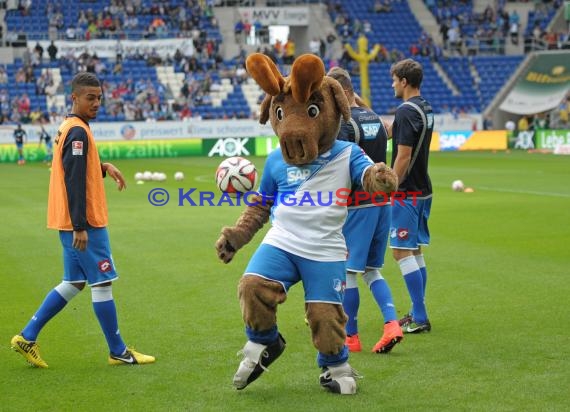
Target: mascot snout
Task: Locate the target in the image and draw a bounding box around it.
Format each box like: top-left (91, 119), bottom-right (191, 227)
top-left (279, 131), bottom-right (319, 165)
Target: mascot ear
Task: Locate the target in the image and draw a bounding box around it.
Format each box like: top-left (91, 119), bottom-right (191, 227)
top-left (258, 94), bottom-right (272, 124)
top-left (289, 54), bottom-right (325, 103)
top-left (325, 77), bottom-right (351, 122)
top-left (246, 53), bottom-right (284, 96)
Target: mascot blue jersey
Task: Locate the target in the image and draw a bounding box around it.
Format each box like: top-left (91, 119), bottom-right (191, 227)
top-left (259, 140), bottom-right (373, 262)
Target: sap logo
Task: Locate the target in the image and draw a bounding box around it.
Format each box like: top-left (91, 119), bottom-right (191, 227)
top-left (362, 123), bottom-right (380, 139)
top-left (208, 138), bottom-right (250, 157)
top-left (287, 167), bottom-right (311, 184)
top-left (440, 132), bottom-right (470, 150)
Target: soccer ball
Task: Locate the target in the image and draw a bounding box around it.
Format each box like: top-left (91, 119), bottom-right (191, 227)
top-left (215, 156), bottom-right (258, 195)
top-left (174, 171), bottom-right (184, 181)
top-left (452, 180), bottom-right (465, 192)
top-left (134, 172), bottom-right (143, 181)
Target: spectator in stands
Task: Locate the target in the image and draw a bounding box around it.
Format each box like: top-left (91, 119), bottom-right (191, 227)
top-left (17, 93), bottom-right (31, 116)
top-left (0, 66), bottom-right (7, 84)
top-left (532, 113), bottom-right (549, 130)
top-left (509, 10), bottom-right (520, 45)
top-left (34, 43), bottom-right (44, 63)
top-left (234, 19), bottom-right (244, 43)
top-left (517, 115), bottom-right (529, 132)
top-left (48, 41), bottom-right (58, 62)
top-left (309, 37), bottom-right (321, 56)
top-left (15, 67), bottom-right (26, 83)
top-left (373, 0), bottom-right (392, 13)
top-left (284, 37), bottom-right (296, 65)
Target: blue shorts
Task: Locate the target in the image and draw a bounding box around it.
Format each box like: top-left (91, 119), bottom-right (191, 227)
top-left (343, 205), bottom-right (391, 272)
top-left (59, 227), bottom-right (118, 286)
top-left (16, 143), bottom-right (23, 150)
top-left (244, 243), bottom-right (346, 304)
top-left (389, 197), bottom-right (432, 250)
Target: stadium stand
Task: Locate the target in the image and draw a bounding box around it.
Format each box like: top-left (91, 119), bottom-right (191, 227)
top-left (0, 0), bottom-right (564, 122)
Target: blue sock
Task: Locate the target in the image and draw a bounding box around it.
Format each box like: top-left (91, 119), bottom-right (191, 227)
top-left (21, 287), bottom-right (71, 341)
top-left (245, 325), bottom-right (279, 344)
top-left (368, 277), bottom-right (397, 323)
top-left (343, 287), bottom-right (360, 336)
top-left (399, 256), bottom-right (428, 323)
top-left (317, 345), bottom-right (349, 368)
top-left (92, 286), bottom-right (126, 356)
top-left (415, 255), bottom-right (428, 297)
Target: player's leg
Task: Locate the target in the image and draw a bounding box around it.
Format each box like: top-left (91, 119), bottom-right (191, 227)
top-left (391, 199), bottom-right (430, 333)
top-left (82, 227), bottom-right (154, 365)
top-left (11, 230), bottom-right (86, 368)
top-left (414, 248), bottom-right (427, 296)
top-left (341, 208), bottom-right (374, 352)
top-left (233, 244), bottom-right (290, 390)
top-left (343, 272), bottom-right (361, 351)
top-left (366, 205), bottom-right (403, 351)
top-left (303, 259), bottom-right (358, 395)
top-left (16, 143), bottom-right (24, 164)
top-left (415, 197), bottom-right (432, 298)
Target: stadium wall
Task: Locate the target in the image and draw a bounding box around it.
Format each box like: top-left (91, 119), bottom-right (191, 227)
top-left (0, 120), bottom-right (510, 163)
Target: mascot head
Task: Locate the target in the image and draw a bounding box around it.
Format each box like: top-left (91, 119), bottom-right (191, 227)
top-left (246, 53), bottom-right (350, 165)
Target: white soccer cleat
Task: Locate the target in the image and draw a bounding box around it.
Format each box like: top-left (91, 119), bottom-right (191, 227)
top-left (319, 362), bottom-right (360, 395)
top-left (233, 334), bottom-right (286, 390)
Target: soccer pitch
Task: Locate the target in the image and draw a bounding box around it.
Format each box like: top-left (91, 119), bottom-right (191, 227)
top-left (1, 151), bottom-right (569, 411)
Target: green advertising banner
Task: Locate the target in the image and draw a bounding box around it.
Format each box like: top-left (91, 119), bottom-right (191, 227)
top-left (255, 136), bottom-right (280, 156)
top-left (202, 137), bottom-right (257, 157)
top-left (534, 129), bottom-right (570, 150)
top-left (0, 139), bottom-right (203, 163)
top-left (499, 51), bottom-right (570, 115)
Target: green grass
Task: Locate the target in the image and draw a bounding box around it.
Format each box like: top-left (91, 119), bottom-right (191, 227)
top-left (1, 151), bottom-right (569, 411)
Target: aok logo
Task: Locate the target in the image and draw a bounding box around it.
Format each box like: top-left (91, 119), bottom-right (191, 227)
top-left (208, 138), bottom-right (250, 157)
top-left (286, 167), bottom-right (311, 184)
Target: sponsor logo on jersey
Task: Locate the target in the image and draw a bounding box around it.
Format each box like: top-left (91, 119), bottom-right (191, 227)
top-left (286, 167), bottom-right (311, 184)
top-left (98, 259), bottom-right (112, 273)
top-left (362, 122), bottom-right (380, 140)
top-left (72, 141), bottom-right (84, 156)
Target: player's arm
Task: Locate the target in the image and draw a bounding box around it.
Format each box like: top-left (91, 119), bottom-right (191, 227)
top-left (62, 126), bottom-right (89, 250)
top-left (101, 162), bottom-right (126, 191)
top-left (392, 144), bottom-right (412, 186)
top-left (383, 119), bottom-right (393, 139)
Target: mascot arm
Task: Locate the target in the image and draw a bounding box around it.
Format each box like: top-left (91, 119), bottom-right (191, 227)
top-left (362, 162), bottom-right (398, 194)
top-left (215, 194), bottom-right (273, 263)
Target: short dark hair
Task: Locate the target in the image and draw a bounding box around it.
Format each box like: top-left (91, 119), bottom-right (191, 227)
top-left (327, 67), bottom-right (353, 93)
top-left (390, 58), bottom-right (423, 89)
top-left (71, 72), bottom-right (101, 93)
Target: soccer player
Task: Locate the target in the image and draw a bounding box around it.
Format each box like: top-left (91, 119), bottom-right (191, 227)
top-left (13, 123), bottom-right (27, 165)
top-left (38, 124), bottom-right (53, 163)
top-left (11, 72), bottom-right (155, 368)
top-left (389, 58), bottom-right (434, 334)
top-left (328, 67), bottom-right (403, 353)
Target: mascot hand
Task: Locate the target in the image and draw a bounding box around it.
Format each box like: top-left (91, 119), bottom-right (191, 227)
top-left (372, 162), bottom-right (398, 193)
top-left (215, 227), bottom-right (238, 263)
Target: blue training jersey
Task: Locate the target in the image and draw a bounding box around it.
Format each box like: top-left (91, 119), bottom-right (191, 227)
top-left (338, 106), bottom-right (390, 208)
top-left (258, 140), bottom-right (373, 261)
